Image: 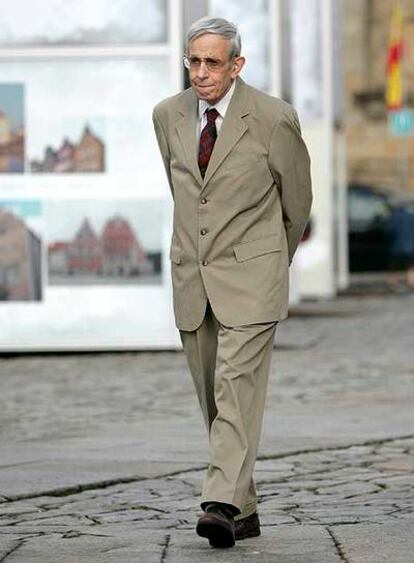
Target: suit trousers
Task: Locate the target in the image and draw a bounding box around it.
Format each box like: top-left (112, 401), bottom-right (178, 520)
top-left (179, 301), bottom-right (277, 519)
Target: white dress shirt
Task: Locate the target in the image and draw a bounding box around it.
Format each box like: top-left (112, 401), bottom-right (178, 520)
top-left (197, 79), bottom-right (236, 139)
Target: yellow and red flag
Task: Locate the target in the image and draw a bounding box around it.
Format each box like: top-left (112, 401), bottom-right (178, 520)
top-left (386, 3), bottom-right (404, 110)
top-left (386, 3), bottom-right (404, 111)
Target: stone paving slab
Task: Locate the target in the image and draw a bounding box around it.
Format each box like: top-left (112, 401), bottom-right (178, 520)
top-left (0, 528), bottom-right (167, 563)
top-left (167, 526), bottom-right (343, 563)
top-left (0, 459), bottom-right (203, 500)
top-left (333, 521), bottom-right (414, 562)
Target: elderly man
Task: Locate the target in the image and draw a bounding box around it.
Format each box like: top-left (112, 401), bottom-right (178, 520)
top-left (153, 16), bottom-right (312, 548)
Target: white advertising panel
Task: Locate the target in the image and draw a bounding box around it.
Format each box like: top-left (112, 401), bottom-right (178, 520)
top-left (0, 1), bottom-right (181, 350)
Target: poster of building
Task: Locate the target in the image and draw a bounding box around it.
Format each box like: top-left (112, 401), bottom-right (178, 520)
top-left (30, 123), bottom-right (105, 174)
top-left (0, 200), bottom-right (43, 301)
top-left (0, 57), bottom-right (173, 349)
top-left (0, 84), bottom-right (25, 174)
top-left (0, 198), bottom-right (175, 351)
top-left (0, 59), bottom-right (169, 181)
top-left (0, 0), bottom-right (167, 46)
top-left (47, 200), bottom-right (163, 285)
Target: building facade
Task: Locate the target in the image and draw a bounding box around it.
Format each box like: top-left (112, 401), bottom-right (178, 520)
top-left (31, 124), bottom-right (105, 173)
top-left (49, 215), bottom-right (152, 277)
top-left (344, 0), bottom-right (414, 193)
top-left (0, 209), bottom-right (42, 300)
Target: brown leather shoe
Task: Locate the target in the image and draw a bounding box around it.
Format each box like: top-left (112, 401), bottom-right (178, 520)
top-left (196, 503), bottom-right (235, 548)
top-left (235, 512), bottom-right (261, 540)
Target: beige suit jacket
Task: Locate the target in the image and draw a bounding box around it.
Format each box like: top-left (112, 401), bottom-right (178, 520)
top-left (153, 77), bottom-right (312, 331)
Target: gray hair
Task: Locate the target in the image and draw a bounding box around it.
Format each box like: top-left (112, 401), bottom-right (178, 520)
top-left (186, 16), bottom-right (242, 58)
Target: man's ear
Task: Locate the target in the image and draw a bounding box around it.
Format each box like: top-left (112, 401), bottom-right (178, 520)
top-left (231, 57), bottom-right (245, 79)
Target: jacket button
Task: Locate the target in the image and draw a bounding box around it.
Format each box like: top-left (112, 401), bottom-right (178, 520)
top-left (201, 198), bottom-right (207, 204)
top-left (202, 260), bottom-right (208, 266)
top-left (200, 228), bottom-right (207, 235)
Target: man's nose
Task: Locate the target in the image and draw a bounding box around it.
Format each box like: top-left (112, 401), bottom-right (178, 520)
top-left (195, 61), bottom-right (209, 79)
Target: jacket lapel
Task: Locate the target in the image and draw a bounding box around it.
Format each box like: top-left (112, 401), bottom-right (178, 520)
top-left (175, 90), bottom-right (203, 186)
top-left (174, 78), bottom-right (251, 189)
top-left (202, 78), bottom-right (250, 188)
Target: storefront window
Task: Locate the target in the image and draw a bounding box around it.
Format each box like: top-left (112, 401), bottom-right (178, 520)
top-left (210, 0), bottom-right (271, 92)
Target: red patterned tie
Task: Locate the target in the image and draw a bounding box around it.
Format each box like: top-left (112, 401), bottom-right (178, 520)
top-left (198, 108), bottom-right (219, 178)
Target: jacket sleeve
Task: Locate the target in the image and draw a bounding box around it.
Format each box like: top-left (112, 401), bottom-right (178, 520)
top-left (268, 108), bottom-right (312, 264)
top-left (152, 106), bottom-right (174, 199)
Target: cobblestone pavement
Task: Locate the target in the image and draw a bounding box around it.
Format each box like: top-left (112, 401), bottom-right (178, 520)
top-left (0, 294), bottom-right (413, 562)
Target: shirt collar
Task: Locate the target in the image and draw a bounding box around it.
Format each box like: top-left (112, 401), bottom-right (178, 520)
top-left (198, 79), bottom-right (236, 120)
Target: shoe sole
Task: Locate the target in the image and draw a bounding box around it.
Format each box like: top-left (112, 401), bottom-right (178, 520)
top-left (235, 528), bottom-right (261, 541)
top-left (196, 520), bottom-right (235, 548)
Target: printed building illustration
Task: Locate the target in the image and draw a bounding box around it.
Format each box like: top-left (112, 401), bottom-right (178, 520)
top-left (31, 125), bottom-right (105, 173)
top-left (0, 209), bottom-right (42, 301)
top-left (49, 215), bottom-right (153, 277)
top-left (0, 109), bottom-right (25, 173)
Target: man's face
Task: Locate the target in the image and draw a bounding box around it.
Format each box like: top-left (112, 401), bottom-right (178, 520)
top-left (187, 33), bottom-right (245, 105)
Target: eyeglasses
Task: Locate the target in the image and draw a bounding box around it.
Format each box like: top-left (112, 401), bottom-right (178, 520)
top-left (183, 55), bottom-right (231, 71)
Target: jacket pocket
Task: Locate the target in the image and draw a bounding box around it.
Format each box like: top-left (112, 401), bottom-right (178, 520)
top-left (233, 234), bottom-right (281, 263)
top-left (169, 246), bottom-right (182, 265)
